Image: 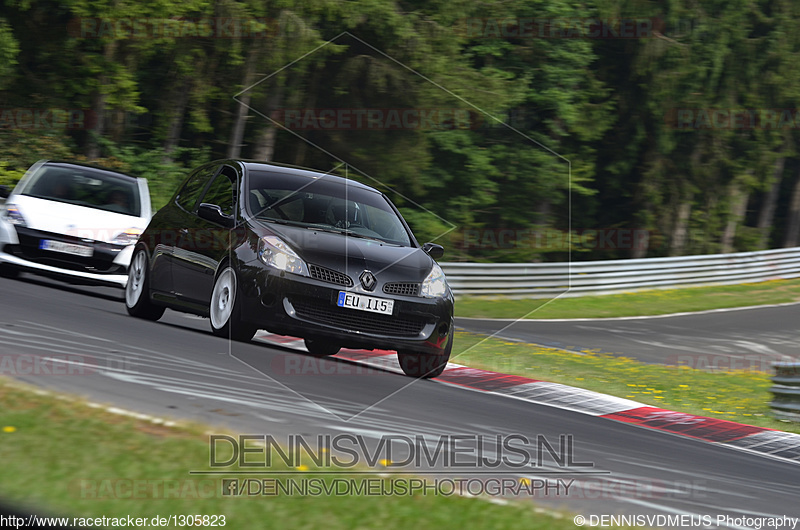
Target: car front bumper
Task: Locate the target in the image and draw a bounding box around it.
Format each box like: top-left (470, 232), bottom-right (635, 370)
top-left (0, 251), bottom-right (128, 287)
top-left (0, 224), bottom-right (132, 287)
top-left (238, 263), bottom-right (454, 355)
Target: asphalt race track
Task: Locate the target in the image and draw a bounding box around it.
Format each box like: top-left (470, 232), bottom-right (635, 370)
top-left (457, 304), bottom-right (800, 367)
top-left (2, 273), bottom-right (800, 529)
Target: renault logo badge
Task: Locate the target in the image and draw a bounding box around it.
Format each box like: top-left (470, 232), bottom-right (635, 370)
top-left (359, 270), bottom-right (377, 291)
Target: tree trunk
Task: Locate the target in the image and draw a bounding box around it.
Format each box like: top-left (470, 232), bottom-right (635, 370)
top-left (785, 171), bottom-right (800, 248)
top-left (537, 200), bottom-right (551, 225)
top-left (227, 48), bottom-right (260, 159)
top-left (293, 69), bottom-right (320, 166)
top-left (630, 169), bottom-right (663, 259)
top-left (108, 109), bottom-right (126, 143)
top-left (252, 82), bottom-right (285, 161)
top-left (670, 142), bottom-right (703, 256)
top-left (670, 198), bottom-right (692, 256)
top-left (721, 183), bottom-right (749, 254)
top-left (629, 184), bottom-right (653, 259)
top-left (86, 40), bottom-right (118, 160)
top-left (253, 126), bottom-right (277, 162)
top-left (162, 77), bottom-right (192, 161)
top-left (629, 226), bottom-right (649, 259)
top-left (756, 155), bottom-right (786, 249)
top-left (86, 94), bottom-right (105, 161)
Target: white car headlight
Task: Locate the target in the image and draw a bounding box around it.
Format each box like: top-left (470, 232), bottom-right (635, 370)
top-left (421, 261), bottom-right (447, 298)
top-left (111, 228), bottom-right (142, 246)
top-left (258, 235), bottom-right (309, 276)
top-left (5, 204), bottom-right (27, 227)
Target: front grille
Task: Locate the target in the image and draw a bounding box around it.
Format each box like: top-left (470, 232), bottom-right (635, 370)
top-left (309, 264), bottom-right (353, 287)
top-left (383, 282), bottom-right (420, 296)
top-left (6, 244), bottom-right (124, 274)
top-left (9, 229), bottom-right (124, 274)
top-left (291, 297), bottom-right (426, 337)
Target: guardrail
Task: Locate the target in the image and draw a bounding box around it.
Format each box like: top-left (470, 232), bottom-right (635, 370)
top-left (441, 247), bottom-right (800, 298)
top-left (771, 363), bottom-right (800, 422)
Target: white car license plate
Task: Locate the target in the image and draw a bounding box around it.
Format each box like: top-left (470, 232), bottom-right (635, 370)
top-left (40, 239), bottom-right (94, 258)
top-left (337, 291), bottom-right (394, 315)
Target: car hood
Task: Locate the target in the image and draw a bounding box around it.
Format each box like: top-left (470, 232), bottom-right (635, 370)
top-left (266, 223), bottom-right (434, 283)
top-left (9, 195), bottom-right (149, 243)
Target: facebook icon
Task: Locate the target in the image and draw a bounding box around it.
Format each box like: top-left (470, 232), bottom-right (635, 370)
top-left (221, 479), bottom-right (239, 496)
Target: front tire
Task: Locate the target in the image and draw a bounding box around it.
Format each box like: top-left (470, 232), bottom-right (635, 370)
top-left (397, 337), bottom-right (452, 379)
top-left (210, 266), bottom-right (257, 342)
top-left (125, 249), bottom-right (165, 321)
top-left (303, 338), bottom-right (340, 357)
top-left (0, 264), bottom-right (19, 279)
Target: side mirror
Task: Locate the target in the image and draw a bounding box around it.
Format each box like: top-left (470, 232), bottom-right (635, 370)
top-left (198, 203), bottom-right (235, 228)
top-left (0, 185), bottom-right (9, 199)
top-left (422, 242), bottom-right (444, 259)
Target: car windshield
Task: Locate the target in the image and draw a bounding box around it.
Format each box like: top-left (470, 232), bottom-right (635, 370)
top-left (17, 164), bottom-right (141, 216)
top-left (247, 170), bottom-right (412, 247)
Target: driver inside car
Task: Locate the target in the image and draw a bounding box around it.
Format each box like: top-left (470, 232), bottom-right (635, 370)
top-left (327, 200), bottom-right (361, 229)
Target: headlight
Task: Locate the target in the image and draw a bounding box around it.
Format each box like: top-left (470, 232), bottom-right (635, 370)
top-left (5, 204), bottom-right (27, 227)
top-left (421, 262), bottom-right (447, 298)
top-left (111, 228), bottom-right (142, 246)
top-left (258, 235), bottom-right (308, 276)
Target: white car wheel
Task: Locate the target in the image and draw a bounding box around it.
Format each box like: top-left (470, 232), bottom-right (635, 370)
top-left (124, 248), bottom-right (164, 321)
top-left (125, 250), bottom-right (147, 307)
top-left (210, 267), bottom-right (236, 330)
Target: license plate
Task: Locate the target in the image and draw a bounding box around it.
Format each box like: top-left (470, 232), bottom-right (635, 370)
top-left (40, 239), bottom-right (93, 258)
top-left (337, 291), bottom-right (394, 315)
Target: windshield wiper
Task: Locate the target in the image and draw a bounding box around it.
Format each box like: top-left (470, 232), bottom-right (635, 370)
top-left (341, 231), bottom-right (390, 243)
top-left (256, 217), bottom-right (304, 227)
top-left (274, 223), bottom-right (398, 245)
top-left (304, 225), bottom-right (378, 241)
top-left (308, 225), bottom-right (343, 234)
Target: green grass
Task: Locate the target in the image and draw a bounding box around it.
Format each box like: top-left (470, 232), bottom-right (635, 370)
top-left (0, 379), bottom-right (621, 530)
top-left (451, 332), bottom-right (797, 433)
top-left (454, 278), bottom-right (800, 319)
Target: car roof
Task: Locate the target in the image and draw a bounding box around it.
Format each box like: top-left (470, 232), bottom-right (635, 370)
top-left (42, 160), bottom-right (141, 182)
top-left (237, 160), bottom-right (379, 193)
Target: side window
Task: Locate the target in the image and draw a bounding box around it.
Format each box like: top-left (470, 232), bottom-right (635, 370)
top-left (176, 165), bottom-right (219, 212)
top-left (200, 167), bottom-right (237, 217)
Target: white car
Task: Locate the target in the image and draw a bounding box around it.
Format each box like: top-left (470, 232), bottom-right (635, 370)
top-left (0, 160), bottom-right (152, 287)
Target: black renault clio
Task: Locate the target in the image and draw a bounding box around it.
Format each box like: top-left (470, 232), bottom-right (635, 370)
top-left (125, 160), bottom-right (454, 378)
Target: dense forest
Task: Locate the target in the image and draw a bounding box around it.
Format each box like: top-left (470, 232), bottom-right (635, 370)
top-left (1, 0), bottom-right (800, 262)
